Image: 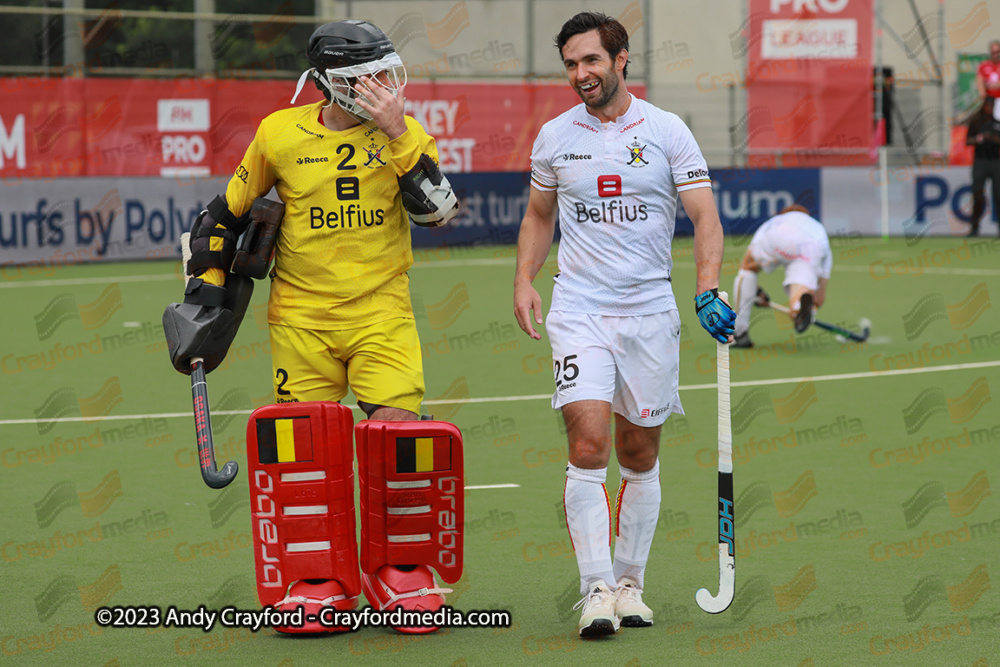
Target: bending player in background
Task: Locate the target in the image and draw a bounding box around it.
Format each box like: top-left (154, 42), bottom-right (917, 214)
top-left (164, 20), bottom-right (458, 634)
top-left (513, 12), bottom-right (734, 638)
top-left (732, 204), bottom-right (832, 348)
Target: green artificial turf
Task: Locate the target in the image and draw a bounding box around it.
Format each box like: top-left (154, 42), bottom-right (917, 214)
top-left (1, 235), bottom-right (998, 666)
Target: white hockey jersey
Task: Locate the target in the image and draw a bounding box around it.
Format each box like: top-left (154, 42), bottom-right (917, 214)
top-left (530, 94), bottom-right (712, 315)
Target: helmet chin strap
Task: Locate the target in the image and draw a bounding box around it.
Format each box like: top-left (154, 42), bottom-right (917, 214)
top-left (290, 69), bottom-right (343, 117)
top-left (289, 69), bottom-right (345, 113)
top-left (290, 69), bottom-right (314, 104)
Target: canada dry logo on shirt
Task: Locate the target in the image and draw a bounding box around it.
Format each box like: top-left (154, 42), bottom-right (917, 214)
top-left (627, 138), bottom-right (648, 168)
top-left (296, 156), bottom-right (329, 165)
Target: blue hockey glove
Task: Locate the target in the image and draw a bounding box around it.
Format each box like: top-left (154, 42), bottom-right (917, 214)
top-left (695, 289), bottom-right (736, 343)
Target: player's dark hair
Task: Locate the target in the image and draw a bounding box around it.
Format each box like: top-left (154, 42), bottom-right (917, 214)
top-left (555, 12), bottom-right (631, 80)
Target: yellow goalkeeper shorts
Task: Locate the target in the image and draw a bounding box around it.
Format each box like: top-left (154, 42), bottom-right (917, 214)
top-left (268, 318), bottom-right (425, 414)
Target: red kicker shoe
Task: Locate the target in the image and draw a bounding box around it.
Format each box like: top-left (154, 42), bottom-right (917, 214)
top-left (361, 565), bottom-right (452, 634)
top-left (274, 580), bottom-right (358, 634)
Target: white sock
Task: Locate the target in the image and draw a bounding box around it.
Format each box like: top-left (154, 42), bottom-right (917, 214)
top-left (612, 460), bottom-right (661, 589)
top-left (733, 269), bottom-right (758, 336)
top-left (565, 463), bottom-right (615, 595)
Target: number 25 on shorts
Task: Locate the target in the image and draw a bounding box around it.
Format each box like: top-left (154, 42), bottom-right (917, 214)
top-left (554, 355), bottom-right (579, 387)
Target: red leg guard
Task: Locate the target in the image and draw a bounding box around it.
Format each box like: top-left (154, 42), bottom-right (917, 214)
top-left (246, 402), bottom-right (361, 631)
top-left (356, 420), bottom-right (464, 633)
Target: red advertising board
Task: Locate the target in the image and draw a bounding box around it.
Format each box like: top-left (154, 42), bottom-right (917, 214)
top-left (0, 77), bottom-right (644, 178)
top-left (745, 0), bottom-right (873, 166)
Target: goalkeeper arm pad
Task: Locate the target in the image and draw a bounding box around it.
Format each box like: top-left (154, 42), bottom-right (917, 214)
top-left (187, 195), bottom-right (250, 278)
top-left (163, 194), bottom-right (257, 375)
top-left (398, 154), bottom-right (459, 227)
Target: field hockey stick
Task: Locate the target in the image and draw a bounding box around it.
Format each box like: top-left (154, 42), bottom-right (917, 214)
top-left (189, 358), bottom-right (238, 488)
top-left (696, 293), bottom-right (735, 614)
top-left (182, 232), bottom-right (239, 489)
top-left (767, 301), bottom-right (871, 343)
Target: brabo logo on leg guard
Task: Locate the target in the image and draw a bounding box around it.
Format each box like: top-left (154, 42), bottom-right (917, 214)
top-left (437, 476), bottom-right (460, 569)
top-left (251, 469), bottom-right (281, 590)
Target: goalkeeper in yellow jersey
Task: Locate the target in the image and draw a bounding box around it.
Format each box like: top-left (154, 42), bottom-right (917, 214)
top-left (163, 20), bottom-right (459, 634)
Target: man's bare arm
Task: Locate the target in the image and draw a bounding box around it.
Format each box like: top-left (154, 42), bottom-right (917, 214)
top-left (683, 186), bottom-right (735, 343)
top-left (514, 187), bottom-right (558, 340)
top-left (681, 187), bottom-right (725, 294)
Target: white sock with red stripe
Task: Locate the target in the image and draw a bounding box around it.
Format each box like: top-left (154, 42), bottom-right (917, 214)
top-left (734, 269), bottom-right (758, 336)
top-left (564, 463), bottom-right (615, 595)
top-left (612, 460), bottom-right (661, 589)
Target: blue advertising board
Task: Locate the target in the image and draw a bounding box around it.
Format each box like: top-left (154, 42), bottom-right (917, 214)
top-left (411, 168), bottom-right (822, 249)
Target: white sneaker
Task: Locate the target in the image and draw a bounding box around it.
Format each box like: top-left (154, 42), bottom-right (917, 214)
top-left (573, 580), bottom-right (619, 637)
top-left (615, 578), bottom-right (654, 627)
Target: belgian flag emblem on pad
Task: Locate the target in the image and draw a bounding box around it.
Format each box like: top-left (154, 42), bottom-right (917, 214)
top-left (396, 436), bottom-right (452, 473)
top-left (257, 417), bottom-right (313, 463)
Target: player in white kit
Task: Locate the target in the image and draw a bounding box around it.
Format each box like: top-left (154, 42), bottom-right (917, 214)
top-left (513, 12), bottom-right (735, 638)
top-left (732, 204), bottom-right (833, 348)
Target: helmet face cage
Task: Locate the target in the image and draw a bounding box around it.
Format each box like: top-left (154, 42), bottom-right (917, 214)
top-left (314, 53), bottom-right (407, 121)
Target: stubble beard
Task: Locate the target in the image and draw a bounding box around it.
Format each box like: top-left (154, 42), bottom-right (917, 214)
top-left (578, 70), bottom-right (620, 110)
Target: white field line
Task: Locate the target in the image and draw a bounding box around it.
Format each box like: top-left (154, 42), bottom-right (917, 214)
top-left (4, 359), bottom-right (999, 426)
top-left (4, 257), bottom-right (1000, 289)
top-left (672, 262), bottom-right (1000, 277)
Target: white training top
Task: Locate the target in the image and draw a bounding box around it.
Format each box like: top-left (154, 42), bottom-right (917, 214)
top-left (749, 210), bottom-right (833, 278)
top-left (530, 94), bottom-right (712, 316)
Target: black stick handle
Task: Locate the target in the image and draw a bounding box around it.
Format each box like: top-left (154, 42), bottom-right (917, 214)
top-left (191, 358), bottom-right (239, 489)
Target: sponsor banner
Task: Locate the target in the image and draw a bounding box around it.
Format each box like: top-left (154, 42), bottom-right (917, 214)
top-left (0, 173), bottom-right (532, 266)
top-left (0, 78), bottom-right (287, 180)
top-left (820, 166), bottom-right (993, 237)
top-left (2, 166), bottom-right (982, 267)
top-left (677, 168), bottom-right (822, 235)
top-left (0, 168), bottom-right (817, 267)
top-left (746, 0), bottom-right (873, 165)
top-left (0, 177), bottom-right (229, 268)
top-left (0, 77), bottom-right (641, 178)
top-left (761, 18), bottom-right (858, 59)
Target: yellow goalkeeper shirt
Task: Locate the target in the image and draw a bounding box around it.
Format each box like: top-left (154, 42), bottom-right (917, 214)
top-left (215, 101), bottom-right (435, 330)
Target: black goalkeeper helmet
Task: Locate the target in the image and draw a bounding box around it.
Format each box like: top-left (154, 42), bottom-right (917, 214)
top-left (290, 20), bottom-right (407, 121)
top-left (307, 20), bottom-right (395, 69)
